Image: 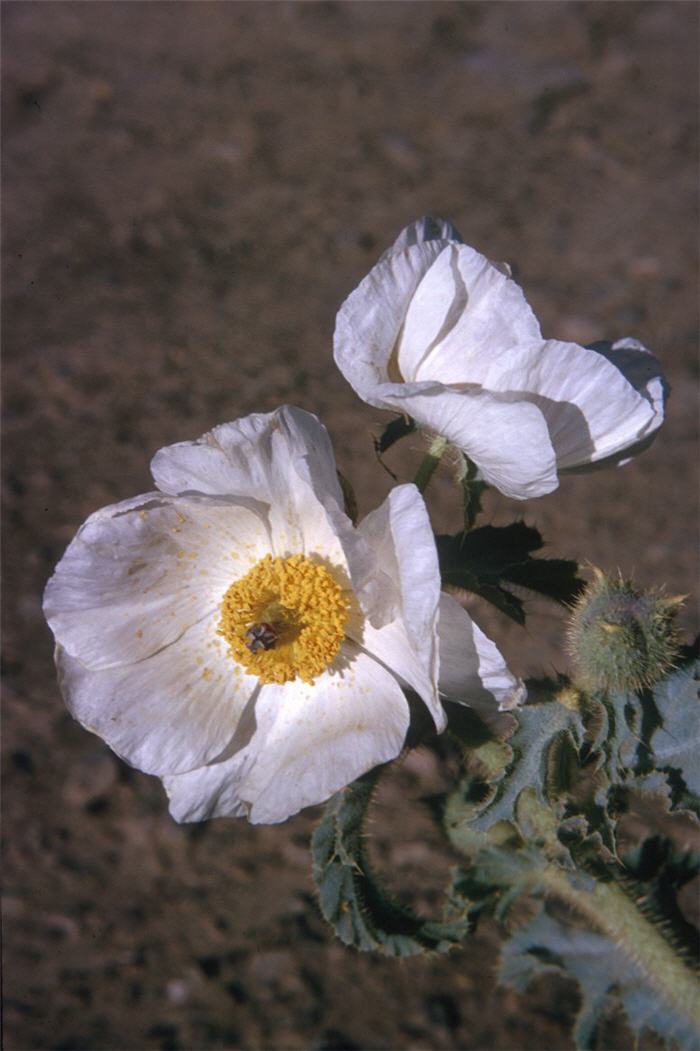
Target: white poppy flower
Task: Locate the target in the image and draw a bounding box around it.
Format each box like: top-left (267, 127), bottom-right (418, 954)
top-left (43, 406), bottom-right (522, 824)
top-left (334, 217), bottom-right (666, 499)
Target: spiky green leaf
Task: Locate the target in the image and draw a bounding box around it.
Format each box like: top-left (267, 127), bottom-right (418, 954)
top-left (437, 524), bottom-right (584, 624)
top-left (492, 833), bottom-right (700, 1049)
top-left (641, 658), bottom-right (700, 812)
top-left (503, 910), bottom-right (691, 1049)
top-left (444, 694), bottom-right (588, 853)
top-left (592, 657), bottom-right (700, 817)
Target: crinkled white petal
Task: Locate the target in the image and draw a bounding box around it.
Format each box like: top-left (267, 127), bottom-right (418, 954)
top-left (43, 495), bottom-right (270, 670)
top-left (55, 611), bottom-right (258, 776)
top-left (572, 338), bottom-right (667, 467)
top-left (437, 592), bottom-right (526, 712)
top-left (381, 385), bottom-right (559, 499)
top-left (354, 483), bottom-right (439, 628)
top-left (334, 523), bottom-right (398, 630)
top-left (152, 406), bottom-right (351, 569)
top-left (458, 338), bottom-right (665, 470)
top-left (595, 337), bottom-right (666, 410)
top-left (164, 749), bottom-right (253, 823)
top-left (334, 238), bottom-right (540, 404)
top-left (356, 617), bottom-right (446, 733)
top-left (353, 484), bottom-right (443, 728)
top-left (397, 243), bottom-right (542, 383)
top-left (164, 643), bottom-right (411, 824)
top-left (334, 240), bottom-right (447, 401)
top-left (152, 406), bottom-right (340, 507)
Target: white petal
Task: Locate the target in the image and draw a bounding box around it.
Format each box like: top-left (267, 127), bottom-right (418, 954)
top-left (381, 485), bottom-right (441, 664)
top-left (334, 240), bottom-right (539, 402)
top-left (268, 407), bottom-right (352, 567)
top-left (357, 617), bottom-right (446, 733)
top-left (152, 405), bottom-right (342, 505)
top-left (333, 240), bottom-right (447, 403)
top-left (466, 338), bottom-right (664, 470)
top-left (398, 244), bottom-right (541, 383)
top-left (335, 222), bottom-right (667, 499)
top-left (55, 612), bottom-right (258, 776)
top-left (572, 338), bottom-right (667, 467)
top-left (167, 644), bottom-right (413, 824)
top-left (354, 484), bottom-right (443, 728)
top-left (381, 385), bottom-right (559, 499)
top-left (589, 338), bottom-right (666, 412)
top-left (152, 406), bottom-right (350, 571)
top-left (239, 645), bottom-right (411, 824)
top-left (163, 686), bottom-right (265, 822)
top-left (355, 483), bottom-right (438, 618)
top-left (43, 495), bottom-right (270, 669)
top-left (437, 592), bottom-right (526, 712)
top-left (164, 749), bottom-right (252, 822)
top-left (275, 404), bottom-right (346, 505)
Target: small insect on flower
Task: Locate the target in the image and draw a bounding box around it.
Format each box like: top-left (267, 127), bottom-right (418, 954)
top-left (245, 622), bottom-right (278, 653)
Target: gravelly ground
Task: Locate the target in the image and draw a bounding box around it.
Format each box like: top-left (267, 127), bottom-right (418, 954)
top-left (3, 3), bottom-right (698, 1049)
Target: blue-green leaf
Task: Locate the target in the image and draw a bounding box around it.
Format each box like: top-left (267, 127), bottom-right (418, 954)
top-left (501, 901), bottom-right (699, 1050)
top-left (642, 658), bottom-right (700, 811)
top-left (311, 770), bottom-right (470, 956)
top-left (592, 657), bottom-right (700, 817)
top-left (444, 692), bottom-right (588, 853)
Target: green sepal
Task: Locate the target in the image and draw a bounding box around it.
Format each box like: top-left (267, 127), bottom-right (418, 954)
top-left (311, 769), bottom-right (470, 956)
top-left (436, 523), bottom-right (584, 624)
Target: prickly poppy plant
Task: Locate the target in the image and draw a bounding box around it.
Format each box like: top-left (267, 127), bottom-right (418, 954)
top-left (44, 219), bottom-right (698, 1049)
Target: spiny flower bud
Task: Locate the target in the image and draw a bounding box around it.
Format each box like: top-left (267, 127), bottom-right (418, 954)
top-left (567, 568), bottom-right (683, 693)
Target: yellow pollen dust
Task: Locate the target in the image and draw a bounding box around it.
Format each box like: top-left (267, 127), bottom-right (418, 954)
top-left (217, 554), bottom-right (349, 685)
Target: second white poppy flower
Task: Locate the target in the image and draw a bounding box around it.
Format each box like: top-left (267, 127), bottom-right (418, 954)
top-left (334, 218), bottom-right (666, 499)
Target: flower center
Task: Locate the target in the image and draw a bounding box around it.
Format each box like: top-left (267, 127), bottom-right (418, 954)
top-left (217, 554), bottom-right (350, 685)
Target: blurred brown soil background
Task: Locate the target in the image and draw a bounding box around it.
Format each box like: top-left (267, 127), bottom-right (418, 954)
top-left (2, 3), bottom-right (698, 1049)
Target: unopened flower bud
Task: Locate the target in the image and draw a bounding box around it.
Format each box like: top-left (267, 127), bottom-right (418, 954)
top-left (567, 569), bottom-right (683, 692)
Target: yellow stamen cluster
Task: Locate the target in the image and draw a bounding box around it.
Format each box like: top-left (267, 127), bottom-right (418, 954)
top-left (217, 554), bottom-right (350, 685)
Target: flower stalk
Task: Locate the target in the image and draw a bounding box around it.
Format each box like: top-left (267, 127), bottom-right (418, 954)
top-left (413, 434), bottom-right (448, 494)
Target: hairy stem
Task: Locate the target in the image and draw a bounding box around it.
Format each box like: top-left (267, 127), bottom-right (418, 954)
top-left (413, 435), bottom-right (448, 494)
top-left (538, 864), bottom-right (700, 1036)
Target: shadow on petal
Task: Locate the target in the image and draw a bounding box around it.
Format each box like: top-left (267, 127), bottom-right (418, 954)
top-left (587, 338), bottom-right (669, 410)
